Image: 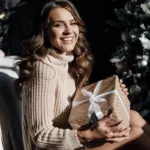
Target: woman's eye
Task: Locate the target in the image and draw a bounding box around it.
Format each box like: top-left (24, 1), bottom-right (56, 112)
top-left (54, 23), bottom-right (64, 27)
top-left (71, 22), bottom-right (77, 25)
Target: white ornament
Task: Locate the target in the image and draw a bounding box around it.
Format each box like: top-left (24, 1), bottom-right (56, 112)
top-left (138, 60), bottom-right (148, 68)
top-left (139, 34), bottom-right (150, 49)
top-left (141, 4), bottom-right (150, 15)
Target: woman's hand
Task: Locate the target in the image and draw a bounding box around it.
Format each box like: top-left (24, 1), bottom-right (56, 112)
top-left (119, 79), bottom-right (129, 96)
top-left (77, 114), bottom-right (130, 143)
top-left (91, 115), bottom-right (130, 143)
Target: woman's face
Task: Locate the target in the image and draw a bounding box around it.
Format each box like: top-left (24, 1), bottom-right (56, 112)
top-left (48, 7), bottom-right (79, 53)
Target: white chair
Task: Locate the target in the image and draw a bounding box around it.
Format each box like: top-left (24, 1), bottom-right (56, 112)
top-left (0, 125), bottom-right (4, 150)
top-left (0, 56), bottom-right (24, 150)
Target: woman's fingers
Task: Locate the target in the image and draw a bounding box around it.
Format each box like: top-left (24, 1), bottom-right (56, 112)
top-left (105, 128), bottom-right (131, 142)
top-left (106, 136), bottom-right (130, 142)
top-left (114, 121), bottom-right (126, 132)
top-left (120, 84), bottom-right (129, 96)
top-left (125, 91), bottom-right (129, 95)
top-left (105, 120), bottom-right (130, 136)
top-left (107, 120), bottom-right (125, 132)
top-left (122, 87), bottom-right (128, 92)
top-left (96, 115), bottom-right (130, 141)
top-left (123, 128), bottom-right (130, 137)
top-left (106, 127), bottom-right (130, 138)
top-left (119, 79), bottom-right (123, 84)
top-left (98, 115), bottom-right (112, 125)
top-left (120, 83), bottom-right (126, 88)
top-left (122, 88), bottom-right (129, 95)
top-left (119, 79), bottom-right (129, 95)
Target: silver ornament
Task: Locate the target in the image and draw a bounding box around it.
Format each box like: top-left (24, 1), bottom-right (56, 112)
top-left (121, 31), bottom-right (129, 42)
top-left (124, 1), bottom-right (134, 14)
top-left (129, 28), bottom-right (141, 41)
top-left (129, 84), bottom-right (141, 95)
top-left (138, 60), bottom-right (148, 68)
top-left (115, 61), bottom-right (127, 71)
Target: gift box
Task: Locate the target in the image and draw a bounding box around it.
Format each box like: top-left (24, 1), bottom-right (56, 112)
top-left (68, 75), bottom-right (130, 130)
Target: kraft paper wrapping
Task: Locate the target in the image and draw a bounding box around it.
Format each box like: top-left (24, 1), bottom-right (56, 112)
top-left (68, 75), bottom-right (130, 130)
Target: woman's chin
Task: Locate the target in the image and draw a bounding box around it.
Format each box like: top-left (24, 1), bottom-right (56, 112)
top-left (63, 51), bottom-right (74, 55)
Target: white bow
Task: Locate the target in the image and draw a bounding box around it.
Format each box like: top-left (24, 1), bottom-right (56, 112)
top-left (73, 81), bottom-right (106, 121)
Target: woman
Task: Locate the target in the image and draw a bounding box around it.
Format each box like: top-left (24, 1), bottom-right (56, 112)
top-left (14, 0), bottom-right (150, 149)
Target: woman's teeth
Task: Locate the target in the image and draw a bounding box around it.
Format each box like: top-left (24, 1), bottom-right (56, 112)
top-left (63, 38), bottom-right (73, 41)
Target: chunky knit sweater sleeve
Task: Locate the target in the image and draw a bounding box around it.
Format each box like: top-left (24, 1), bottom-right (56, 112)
top-left (24, 61), bottom-right (82, 150)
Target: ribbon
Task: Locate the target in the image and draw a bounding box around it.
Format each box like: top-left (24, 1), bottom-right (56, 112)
top-left (73, 81), bottom-right (106, 121)
top-left (72, 80), bottom-right (130, 122)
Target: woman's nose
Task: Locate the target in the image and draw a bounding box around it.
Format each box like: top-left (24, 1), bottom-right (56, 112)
top-left (63, 25), bottom-right (72, 34)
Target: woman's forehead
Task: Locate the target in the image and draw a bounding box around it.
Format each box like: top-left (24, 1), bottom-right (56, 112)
top-left (48, 7), bottom-right (74, 22)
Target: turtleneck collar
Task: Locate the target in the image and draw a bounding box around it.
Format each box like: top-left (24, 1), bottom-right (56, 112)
top-left (44, 48), bottom-right (74, 68)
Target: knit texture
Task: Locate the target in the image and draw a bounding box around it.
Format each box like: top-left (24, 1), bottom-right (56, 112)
top-left (22, 53), bottom-right (83, 150)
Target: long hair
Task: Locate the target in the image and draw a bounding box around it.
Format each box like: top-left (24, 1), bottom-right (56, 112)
top-left (14, 0), bottom-right (94, 98)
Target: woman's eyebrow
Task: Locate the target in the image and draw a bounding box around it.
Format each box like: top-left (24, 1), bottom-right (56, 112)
top-left (53, 19), bottom-right (76, 23)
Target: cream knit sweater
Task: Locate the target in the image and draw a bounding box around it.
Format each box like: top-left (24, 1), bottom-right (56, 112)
top-left (22, 53), bottom-right (83, 150)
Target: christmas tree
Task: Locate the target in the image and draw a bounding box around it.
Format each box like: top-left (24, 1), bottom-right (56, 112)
top-left (106, 0), bottom-right (150, 119)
